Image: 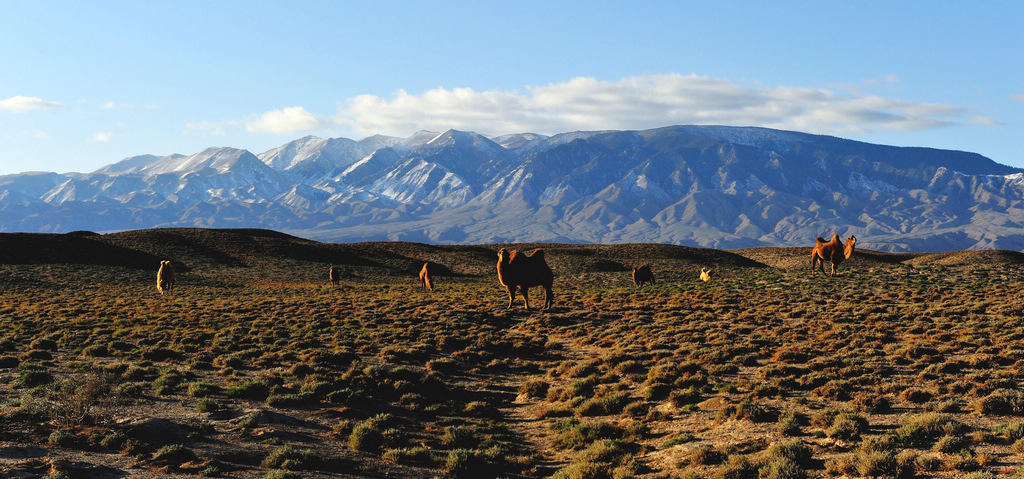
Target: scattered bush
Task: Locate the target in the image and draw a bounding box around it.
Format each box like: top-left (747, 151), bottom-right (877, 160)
top-left (152, 444), bottom-right (198, 465)
top-left (261, 446), bottom-right (324, 471)
top-left (689, 444), bottom-right (725, 466)
top-left (349, 422), bottom-right (386, 453)
top-left (976, 389), bottom-right (1024, 415)
top-left (226, 379), bottom-right (272, 400)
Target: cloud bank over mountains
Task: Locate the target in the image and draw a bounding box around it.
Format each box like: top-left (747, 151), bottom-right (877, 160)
top-left (315, 74), bottom-right (986, 138)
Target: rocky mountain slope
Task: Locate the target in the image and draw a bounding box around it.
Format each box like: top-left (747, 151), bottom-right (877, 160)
top-left (1, 125), bottom-right (1022, 252)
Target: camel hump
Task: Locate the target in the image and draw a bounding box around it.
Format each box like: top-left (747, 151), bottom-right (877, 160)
top-left (815, 236), bottom-right (828, 244)
top-left (527, 248), bottom-right (545, 261)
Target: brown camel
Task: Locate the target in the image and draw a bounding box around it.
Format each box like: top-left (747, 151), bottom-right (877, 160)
top-left (811, 234), bottom-right (857, 276)
top-left (419, 262), bottom-right (434, 292)
top-left (157, 260), bottom-right (176, 295)
top-left (329, 266), bottom-right (340, 286)
top-left (699, 267), bottom-right (712, 282)
top-left (496, 248), bottom-right (554, 310)
top-left (632, 264), bottom-right (655, 288)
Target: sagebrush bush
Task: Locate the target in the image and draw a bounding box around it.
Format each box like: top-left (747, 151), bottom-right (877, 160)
top-left (826, 412), bottom-right (869, 440)
top-left (381, 446), bottom-right (435, 466)
top-left (976, 389), bottom-right (1024, 415)
top-left (760, 458), bottom-right (806, 479)
top-left (261, 445), bottom-right (324, 470)
top-left (518, 378), bottom-right (549, 399)
top-left (764, 439), bottom-right (813, 468)
top-left (689, 444), bottom-right (725, 466)
top-left (349, 422), bottom-right (386, 452)
top-left (152, 444), bottom-right (198, 464)
top-left (226, 379), bottom-right (271, 400)
top-left (445, 448), bottom-right (487, 478)
top-left (896, 413), bottom-right (968, 446)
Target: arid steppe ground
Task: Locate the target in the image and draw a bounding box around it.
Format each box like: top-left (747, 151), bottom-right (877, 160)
top-left (1, 229), bottom-right (1024, 479)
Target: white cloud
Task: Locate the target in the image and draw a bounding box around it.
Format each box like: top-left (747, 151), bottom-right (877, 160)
top-left (1012, 94), bottom-right (1024, 102)
top-left (970, 116), bottom-right (1002, 126)
top-left (246, 106), bottom-right (323, 134)
top-left (92, 132), bottom-right (112, 142)
top-left (27, 129), bottom-right (49, 140)
top-left (334, 74), bottom-right (981, 138)
top-left (0, 95), bottom-right (63, 113)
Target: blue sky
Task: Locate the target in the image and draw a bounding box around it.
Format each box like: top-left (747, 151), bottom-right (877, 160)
top-left (1, 1), bottom-right (1021, 175)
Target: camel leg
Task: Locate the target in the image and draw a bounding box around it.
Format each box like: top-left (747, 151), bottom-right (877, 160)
top-left (506, 286), bottom-right (516, 309)
top-left (522, 286), bottom-right (531, 310)
top-left (543, 285), bottom-right (554, 309)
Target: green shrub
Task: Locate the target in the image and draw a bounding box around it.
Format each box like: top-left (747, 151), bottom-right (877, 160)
top-left (30, 338), bottom-right (58, 351)
top-left (855, 450), bottom-right (897, 478)
top-left (463, 400), bottom-right (501, 419)
top-left (518, 378), bottom-right (549, 398)
top-left (760, 459), bottom-right (806, 479)
top-left (48, 429), bottom-right (76, 447)
top-left (712, 454), bottom-right (758, 479)
top-left (576, 392), bottom-right (630, 416)
top-left (11, 363), bottom-right (52, 388)
top-left (550, 419), bottom-right (620, 451)
top-left (261, 446), bottom-right (323, 470)
top-left (933, 434), bottom-right (972, 454)
top-left (81, 344), bottom-right (110, 357)
top-left (896, 413), bottom-right (968, 446)
top-left (765, 439), bottom-right (813, 468)
top-left (152, 444), bottom-right (198, 464)
top-left (349, 422), bottom-right (385, 452)
top-left (976, 389), bottom-right (1024, 415)
top-left (381, 447), bottom-right (436, 466)
top-left (826, 412), bottom-right (869, 440)
top-left (265, 392), bottom-right (313, 407)
top-left (777, 411), bottom-right (806, 436)
top-left (996, 421), bottom-right (1024, 442)
top-left (152, 370), bottom-right (189, 396)
top-left (195, 398), bottom-right (221, 413)
top-left (552, 462), bottom-right (606, 479)
top-left (186, 381), bottom-right (220, 398)
top-left (689, 444), bottom-right (725, 466)
top-left (99, 431), bottom-right (128, 450)
top-left (445, 448), bottom-right (487, 477)
top-left (442, 426), bottom-right (477, 448)
top-left (226, 379), bottom-right (271, 400)
top-left (261, 471), bottom-right (302, 479)
top-left (716, 399), bottom-right (777, 423)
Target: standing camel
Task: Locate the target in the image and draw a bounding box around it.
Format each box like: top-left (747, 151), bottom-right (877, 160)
top-left (419, 262), bottom-right (435, 292)
top-left (811, 234), bottom-right (857, 276)
top-left (496, 248), bottom-right (554, 310)
top-left (157, 260), bottom-right (176, 295)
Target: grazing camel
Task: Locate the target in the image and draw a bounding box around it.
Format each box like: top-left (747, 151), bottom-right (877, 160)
top-left (419, 262), bottom-right (435, 292)
top-left (811, 234), bottom-right (857, 277)
top-left (329, 266), bottom-right (340, 286)
top-left (699, 268), bottom-right (712, 282)
top-left (496, 248), bottom-right (554, 310)
top-left (157, 260), bottom-right (176, 295)
top-left (632, 264), bottom-right (655, 288)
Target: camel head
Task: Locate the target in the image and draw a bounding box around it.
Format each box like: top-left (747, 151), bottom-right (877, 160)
top-left (845, 235), bottom-right (857, 258)
top-left (497, 248), bottom-right (510, 264)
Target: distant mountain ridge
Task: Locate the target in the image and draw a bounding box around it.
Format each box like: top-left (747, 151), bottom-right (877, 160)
top-left (1, 125), bottom-right (1022, 252)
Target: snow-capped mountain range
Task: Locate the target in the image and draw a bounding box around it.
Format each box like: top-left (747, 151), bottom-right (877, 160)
top-left (2, 125), bottom-right (1023, 252)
